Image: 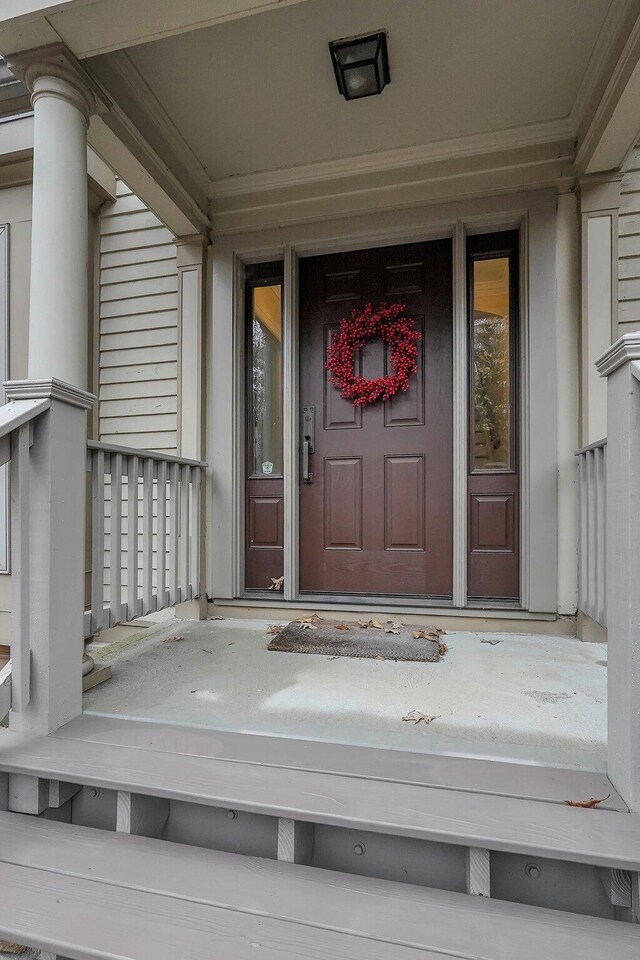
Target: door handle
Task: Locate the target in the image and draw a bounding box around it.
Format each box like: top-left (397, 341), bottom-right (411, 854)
top-left (302, 437), bottom-right (313, 484)
top-left (302, 405), bottom-right (315, 484)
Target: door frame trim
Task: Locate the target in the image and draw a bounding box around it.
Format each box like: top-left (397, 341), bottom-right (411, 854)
top-left (209, 190), bottom-right (557, 613)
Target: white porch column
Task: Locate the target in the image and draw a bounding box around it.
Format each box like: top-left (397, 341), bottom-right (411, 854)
top-left (5, 48), bottom-right (97, 734)
top-left (578, 174), bottom-right (622, 445)
top-left (596, 334), bottom-right (640, 810)
top-left (20, 55), bottom-right (96, 388)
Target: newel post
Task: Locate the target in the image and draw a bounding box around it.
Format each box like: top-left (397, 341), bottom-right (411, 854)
top-left (596, 334), bottom-right (640, 810)
top-left (5, 46), bottom-right (100, 734)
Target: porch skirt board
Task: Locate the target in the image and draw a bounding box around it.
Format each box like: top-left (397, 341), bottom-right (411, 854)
top-left (267, 620), bottom-right (440, 662)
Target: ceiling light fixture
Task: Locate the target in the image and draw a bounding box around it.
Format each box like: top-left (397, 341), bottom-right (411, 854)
top-left (329, 31), bottom-right (390, 101)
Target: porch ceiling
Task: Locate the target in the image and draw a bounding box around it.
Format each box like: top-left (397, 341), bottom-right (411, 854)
top-left (108, 0), bottom-right (611, 185)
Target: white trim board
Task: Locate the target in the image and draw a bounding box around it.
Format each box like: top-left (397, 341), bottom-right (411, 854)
top-left (208, 189), bottom-right (559, 615)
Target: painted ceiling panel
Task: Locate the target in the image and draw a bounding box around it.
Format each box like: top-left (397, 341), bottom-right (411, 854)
top-left (107, 0), bottom-right (611, 180)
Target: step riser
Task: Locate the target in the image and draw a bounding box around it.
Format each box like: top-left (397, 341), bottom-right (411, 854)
top-left (6, 775), bottom-right (636, 923)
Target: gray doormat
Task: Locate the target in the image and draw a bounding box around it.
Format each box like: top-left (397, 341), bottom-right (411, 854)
top-left (267, 618), bottom-right (441, 662)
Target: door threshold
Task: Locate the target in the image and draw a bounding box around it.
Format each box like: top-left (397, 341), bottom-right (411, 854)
top-left (214, 596), bottom-right (565, 628)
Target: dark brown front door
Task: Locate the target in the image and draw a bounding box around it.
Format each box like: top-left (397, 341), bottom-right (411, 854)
top-left (299, 239), bottom-right (453, 598)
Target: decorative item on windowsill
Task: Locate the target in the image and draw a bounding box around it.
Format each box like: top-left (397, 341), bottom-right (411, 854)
top-left (326, 301), bottom-right (421, 406)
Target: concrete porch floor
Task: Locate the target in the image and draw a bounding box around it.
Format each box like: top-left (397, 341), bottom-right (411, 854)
top-left (84, 617), bottom-right (607, 771)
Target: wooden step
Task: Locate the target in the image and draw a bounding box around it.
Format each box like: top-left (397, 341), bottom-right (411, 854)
top-left (0, 718), bottom-right (637, 870)
top-left (0, 811), bottom-right (638, 960)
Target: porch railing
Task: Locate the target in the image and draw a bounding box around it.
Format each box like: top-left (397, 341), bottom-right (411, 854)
top-left (85, 441), bottom-right (206, 638)
top-left (575, 438), bottom-right (607, 627)
top-left (0, 395), bottom-right (52, 720)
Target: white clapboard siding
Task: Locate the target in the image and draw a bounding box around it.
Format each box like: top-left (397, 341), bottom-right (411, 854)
top-left (98, 180), bottom-right (179, 455)
top-left (619, 145), bottom-right (640, 334)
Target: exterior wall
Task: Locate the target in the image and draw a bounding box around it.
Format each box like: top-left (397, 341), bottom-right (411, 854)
top-left (97, 178), bottom-right (179, 454)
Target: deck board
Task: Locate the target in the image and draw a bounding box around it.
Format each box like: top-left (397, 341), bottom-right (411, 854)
top-left (58, 713), bottom-right (626, 809)
top-left (0, 725), bottom-right (637, 870)
top-left (0, 812), bottom-right (638, 960)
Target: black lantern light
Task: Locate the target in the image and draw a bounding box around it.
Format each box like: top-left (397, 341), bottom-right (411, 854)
top-left (329, 31), bottom-right (390, 101)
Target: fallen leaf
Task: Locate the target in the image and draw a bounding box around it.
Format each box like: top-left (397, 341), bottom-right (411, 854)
top-left (564, 795), bottom-right (610, 809)
top-left (413, 629), bottom-right (439, 642)
top-left (266, 624), bottom-right (285, 635)
top-left (384, 622), bottom-right (401, 634)
top-left (298, 621), bottom-right (317, 630)
top-left (369, 619), bottom-right (383, 630)
top-left (481, 638), bottom-right (503, 645)
top-left (296, 614), bottom-right (323, 624)
top-left (375, 655), bottom-right (386, 661)
top-left (402, 710), bottom-right (441, 725)
top-left (438, 642), bottom-right (448, 656)
top-left (357, 619), bottom-right (370, 628)
top-left (162, 636), bottom-right (181, 644)
top-left (335, 623), bottom-right (350, 631)
top-left (268, 576), bottom-right (284, 591)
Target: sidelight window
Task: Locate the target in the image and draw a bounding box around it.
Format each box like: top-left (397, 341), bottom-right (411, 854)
top-left (246, 265), bottom-right (283, 477)
top-left (469, 251), bottom-right (516, 473)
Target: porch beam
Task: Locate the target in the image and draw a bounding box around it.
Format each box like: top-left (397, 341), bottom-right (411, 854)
top-left (576, 11), bottom-right (640, 175)
top-left (0, 1), bottom-right (313, 61)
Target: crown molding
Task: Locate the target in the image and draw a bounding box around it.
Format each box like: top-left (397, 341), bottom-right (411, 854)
top-left (596, 333), bottom-right (640, 377)
top-left (208, 119), bottom-right (576, 200)
top-left (4, 378), bottom-right (95, 409)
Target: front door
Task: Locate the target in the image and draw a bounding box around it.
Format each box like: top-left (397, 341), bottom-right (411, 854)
top-left (298, 239), bottom-right (453, 598)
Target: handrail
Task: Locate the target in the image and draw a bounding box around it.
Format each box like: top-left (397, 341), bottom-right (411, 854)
top-left (87, 439), bottom-right (206, 470)
top-left (0, 398), bottom-right (50, 440)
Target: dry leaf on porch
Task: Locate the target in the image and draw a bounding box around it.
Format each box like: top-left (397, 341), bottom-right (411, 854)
top-left (0, 943), bottom-right (28, 955)
top-left (481, 638), bottom-right (503, 645)
top-left (296, 614), bottom-right (323, 624)
top-left (413, 629), bottom-right (439, 642)
top-left (266, 624), bottom-right (285, 635)
top-left (439, 642), bottom-right (448, 656)
top-left (357, 619), bottom-right (370, 628)
top-left (162, 636), bottom-right (181, 644)
top-left (402, 710), bottom-right (441, 725)
top-left (298, 621), bottom-right (317, 631)
top-left (564, 794), bottom-right (610, 809)
top-left (375, 655), bottom-right (386, 661)
top-left (268, 576), bottom-right (285, 591)
top-left (335, 623), bottom-right (350, 631)
top-left (384, 621), bottom-right (402, 634)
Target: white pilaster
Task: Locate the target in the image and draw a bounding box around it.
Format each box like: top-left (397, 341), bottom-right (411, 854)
top-left (175, 235), bottom-right (206, 460)
top-left (579, 174), bottom-right (622, 445)
top-left (556, 191), bottom-right (580, 616)
top-left (596, 334), bottom-right (640, 810)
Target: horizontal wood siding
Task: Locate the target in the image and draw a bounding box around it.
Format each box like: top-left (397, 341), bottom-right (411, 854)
top-left (618, 145), bottom-right (640, 334)
top-left (98, 181), bottom-right (178, 455)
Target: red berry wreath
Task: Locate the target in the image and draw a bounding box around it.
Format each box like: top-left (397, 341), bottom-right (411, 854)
top-left (326, 301), bottom-right (421, 406)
